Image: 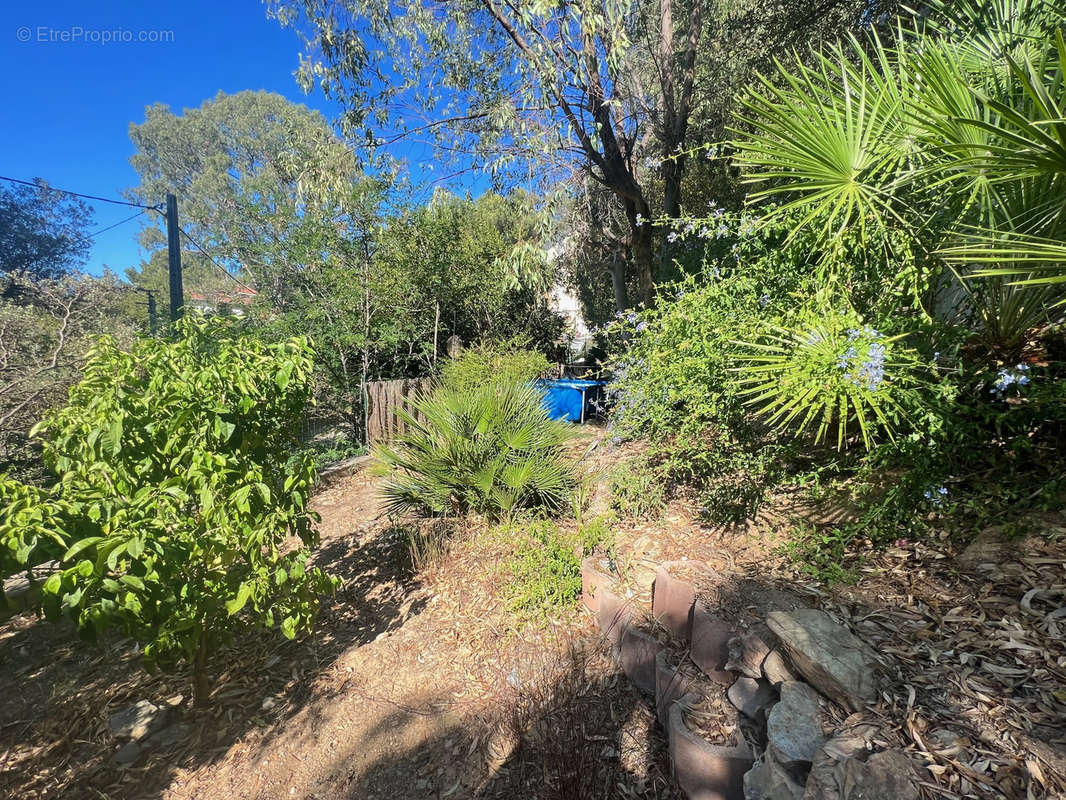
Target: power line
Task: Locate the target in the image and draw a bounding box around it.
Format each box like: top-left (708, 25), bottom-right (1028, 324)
top-left (87, 208), bottom-right (150, 238)
top-left (176, 226), bottom-right (257, 294)
top-left (0, 174), bottom-right (162, 211)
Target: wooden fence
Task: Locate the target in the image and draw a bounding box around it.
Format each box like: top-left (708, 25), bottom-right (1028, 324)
top-left (365, 378), bottom-right (432, 445)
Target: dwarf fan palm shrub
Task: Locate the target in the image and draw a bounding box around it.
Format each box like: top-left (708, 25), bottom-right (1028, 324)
top-left (731, 0), bottom-right (1066, 353)
top-left (375, 380), bottom-right (577, 519)
top-left (734, 305), bottom-right (928, 449)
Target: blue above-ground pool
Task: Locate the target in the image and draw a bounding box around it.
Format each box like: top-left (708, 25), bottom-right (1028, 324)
top-left (535, 378), bottom-right (606, 423)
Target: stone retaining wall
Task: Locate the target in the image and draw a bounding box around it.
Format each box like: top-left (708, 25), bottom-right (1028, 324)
top-left (581, 557), bottom-right (920, 800)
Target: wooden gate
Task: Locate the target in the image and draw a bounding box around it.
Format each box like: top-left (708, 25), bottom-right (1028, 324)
top-left (365, 378), bottom-right (432, 444)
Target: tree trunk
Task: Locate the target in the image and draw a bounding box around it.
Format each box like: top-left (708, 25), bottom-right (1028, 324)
top-left (609, 257), bottom-right (630, 313)
top-left (192, 628), bottom-right (210, 708)
top-left (625, 199), bottom-right (656, 307)
top-left (662, 158), bottom-right (685, 220)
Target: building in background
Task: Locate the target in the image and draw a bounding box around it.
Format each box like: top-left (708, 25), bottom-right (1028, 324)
top-left (186, 285), bottom-right (257, 317)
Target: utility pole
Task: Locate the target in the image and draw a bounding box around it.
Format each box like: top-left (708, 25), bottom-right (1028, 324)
top-left (145, 290), bottom-right (157, 334)
top-left (165, 193), bottom-right (183, 322)
top-left (135, 288), bottom-right (158, 334)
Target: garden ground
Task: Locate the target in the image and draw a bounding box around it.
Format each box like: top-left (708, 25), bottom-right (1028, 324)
top-left (1, 431), bottom-right (1064, 799)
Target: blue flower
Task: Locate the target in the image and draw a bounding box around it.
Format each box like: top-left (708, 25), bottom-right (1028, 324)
top-left (992, 364), bottom-right (1032, 397)
top-left (667, 231), bottom-right (679, 243)
top-left (837, 346), bottom-right (857, 369)
top-left (853, 342), bottom-right (886, 391)
top-left (924, 486), bottom-right (948, 504)
top-left (759, 294), bottom-right (770, 308)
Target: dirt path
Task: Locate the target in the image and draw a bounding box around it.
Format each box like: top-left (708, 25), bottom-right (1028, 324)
top-left (0, 467), bottom-right (678, 800)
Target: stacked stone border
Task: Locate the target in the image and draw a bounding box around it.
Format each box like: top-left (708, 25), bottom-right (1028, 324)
top-left (581, 556), bottom-right (919, 800)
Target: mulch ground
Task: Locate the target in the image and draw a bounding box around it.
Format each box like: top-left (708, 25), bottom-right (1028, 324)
top-left (1, 439), bottom-right (1063, 799)
top-left (0, 464), bottom-right (679, 800)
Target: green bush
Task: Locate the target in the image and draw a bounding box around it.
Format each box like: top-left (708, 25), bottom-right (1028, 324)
top-left (0, 316), bottom-right (336, 704)
top-left (734, 302), bottom-right (930, 449)
top-left (438, 338), bottom-right (552, 395)
top-left (608, 458), bottom-right (667, 520)
top-left (376, 379), bottom-right (577, 519)
top-left (506, 517), bottom-right (613, 616)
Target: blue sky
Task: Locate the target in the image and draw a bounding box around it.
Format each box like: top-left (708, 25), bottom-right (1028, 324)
top-left (0, 0), bottom-right (467, 276)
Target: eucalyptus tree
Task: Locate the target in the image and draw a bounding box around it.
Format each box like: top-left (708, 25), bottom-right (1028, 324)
top-left (269, 0), bottom-right (895, 312)
top-left (0, 180), bottom-right (93, 282)
top-left (127, 90), bottom-right (370, 302)
top-left (268, 0), bottom-right (723, 308)
top-left (127, 90), bottom-right (400, 432)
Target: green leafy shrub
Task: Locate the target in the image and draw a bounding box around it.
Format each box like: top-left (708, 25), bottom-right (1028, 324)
top-left (602, 257), bottom-right (800, 522)
top-left (438, 338), bottom-right (552, 395)
top-left (376, 380), bottom-right (577, 519)
top-left (608, 458), bottom-right (667, 520)
top-left (0, 480), bottom-right (70, 584)
top-left (506, 517), bottom-right (613, 616)
top-left (0, 316), bottom-right (336, 704)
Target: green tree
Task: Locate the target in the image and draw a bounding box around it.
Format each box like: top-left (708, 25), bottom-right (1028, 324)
top-left (269, 0), bottom-right (894, 311)
top-left (268, 0), bottom-right (708, 307)
top-left (0, 179), bottom-right (93, 282)
top-left (0, 272), bottom-right (139, 481)
top-left (127, 90), bottom-right (362, 291)
top-left (1, 316), bottom-right (335, 705)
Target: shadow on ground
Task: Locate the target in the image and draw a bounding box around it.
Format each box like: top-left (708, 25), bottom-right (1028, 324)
top-left (330, 639), bottom-right (683, 800)
top-left (0, 507), bottom-right (429, 800)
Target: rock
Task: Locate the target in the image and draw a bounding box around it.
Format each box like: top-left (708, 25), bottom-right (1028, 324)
top-left (766, 610), bottom-right (878, 711)
top-left (766, 682), bottom-right (824, 769)
top-left (631, 563), bottom-right (658, 596)
top-left (726, 633), bottom-right (771, 680)
top-left (619, 625), bottom-right (663, 695)
top-left (1, 560), bottom-right (60, 618)
top-left (744, 748), bottom-right (806, 800)
top-left (728, 676), bottom-right (776, 720)
top-left (108, 700), bottom-right (166, 741)
top-left (669, 693), bottom-right (753, 800)
top-left (804, 747), bottom-right (918, 800)
top-left (653, 562), bottom-right (699, 640)
top-left (113, 740), bottom-right (142, 765)
top-left (762, 648), bottom-right (800, 687)
top-left (318, 454), bottom-right (371, 484)
top-left (957, 528), bottom-right (1014, 573)
top-left (145, 722), bottom-right (193, 750)
top-left (690, 603), bottom-right (734, 685)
